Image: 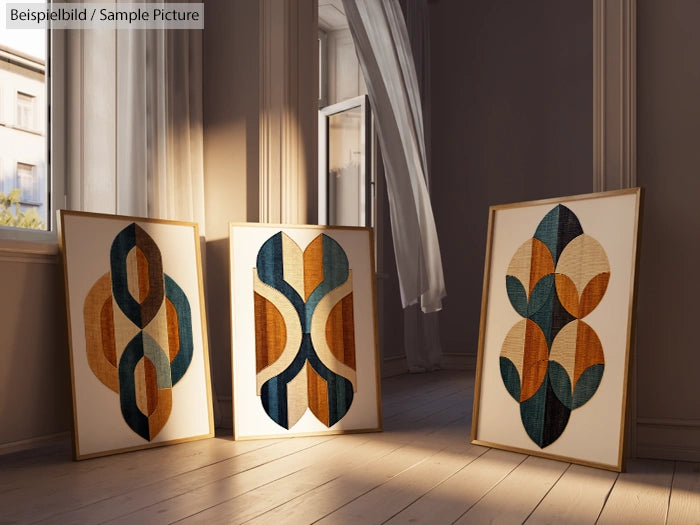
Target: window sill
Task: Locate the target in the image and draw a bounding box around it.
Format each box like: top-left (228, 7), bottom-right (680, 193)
top-left (0, 227), bottom-right (58, 264)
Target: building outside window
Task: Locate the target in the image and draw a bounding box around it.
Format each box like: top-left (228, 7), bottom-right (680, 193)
top-left (0, 8), bottom-right (48, 232)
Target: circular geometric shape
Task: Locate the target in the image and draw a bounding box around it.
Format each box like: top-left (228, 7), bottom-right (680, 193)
top-left (554, 234), bottom-right (610, 317)
top-left (548, 320), bottom-right (605, 409)
top-left (500, 319), bottom-right (549, 402)
top-left (506, 238), bottom-right (555, 298)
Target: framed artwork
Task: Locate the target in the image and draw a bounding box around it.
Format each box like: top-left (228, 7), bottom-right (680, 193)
top-left (471, 188), bottom-right (642, 471)
top-left (58, 211), bottom-right (214, 459)
top-left (229, 223), bottom-right (381, 439)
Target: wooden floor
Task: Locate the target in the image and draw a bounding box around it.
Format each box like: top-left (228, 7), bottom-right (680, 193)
top-left (2, 370), bottom-right (699, 524)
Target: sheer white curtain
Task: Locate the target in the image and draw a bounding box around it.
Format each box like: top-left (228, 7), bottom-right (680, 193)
top-left (343, 0), bottom-right (445, 371)
top-left (65, 0), bottom-right (214, 413)
top-left (342, 0), bottom-right (445, 314)
top-left (67, 0), bottom-right (205, 231)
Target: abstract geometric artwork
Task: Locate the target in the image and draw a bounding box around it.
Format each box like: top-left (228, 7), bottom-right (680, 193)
top-left (230, 224), bottom-right (381, 439)
top-left (59, 211), bottom-right (214, 459)
top-left (471, 189), bottom-right (642, 471)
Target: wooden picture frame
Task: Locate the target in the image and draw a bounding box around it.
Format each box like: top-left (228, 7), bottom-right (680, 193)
top-left (58, 211), bottom-right (214, 459)
top-left (471, 188), bottom-right (643, 471)
top-left (229, 223), bottom-right (381, 440)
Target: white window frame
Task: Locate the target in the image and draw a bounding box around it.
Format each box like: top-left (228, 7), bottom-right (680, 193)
top-left (0, 21), bottom-right (63, 244)
top-left (318, 29), bottom-right (328, 108)
top-left (16, 91), bottom-right (36, 131)
top-left (16, 162), bottom-right (39, 204)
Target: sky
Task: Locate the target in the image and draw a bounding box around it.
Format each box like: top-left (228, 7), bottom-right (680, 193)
top-left (0, 1), bottom-right (46, 60)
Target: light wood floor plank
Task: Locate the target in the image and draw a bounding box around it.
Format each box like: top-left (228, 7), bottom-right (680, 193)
top-left (385, 448), bottom-right (527, 524)
top-left (596, 458), bottom-right (674, 525)
top-left (34, 436), bottom-right (329, 525)
top-left (667, 461), bottom-right (700, 525)
top-left (179, 431), bottom-right (468, 524)
top-left (29, 371), bottom-right (466, 524)
top-left (244, 412), bottom-right (467, 525)
top-left (454, 455), bottom-right (569, 524)
top-left (1, 371), bottom-right (696, 525)
top-left (0, 436), bottom-right (278, 523)
top-left (525, 464), bottom-right (618, 525)
top-left (102, 435), bottom-right (351, 524)
top-left (313, 441), bottom-right (487, 524)
top-left (113, 401), bottom-right (466, 524)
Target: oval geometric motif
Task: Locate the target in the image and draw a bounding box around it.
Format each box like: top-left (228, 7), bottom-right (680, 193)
top-left (83, 223), bottom-right (194, 441)
top-left (500, 205), bottom-right (609, 448)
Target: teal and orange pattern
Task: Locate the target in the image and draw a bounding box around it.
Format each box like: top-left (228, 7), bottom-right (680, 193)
top-left (500, 205), bottom-right (609, 448)
top-left (253, 232), bottom-right (357, 430)
top-left (83, 223), bottom-right (193, 441)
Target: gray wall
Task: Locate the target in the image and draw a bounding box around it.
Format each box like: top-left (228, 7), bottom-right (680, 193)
top-left (0, 253), bottom-right (71, 448)
top-left (429, 0), bottom-right (593, 359)
top-left (635, 0), bottom-right (700, 461)
top-left (202, 0), bottom-right (260, 426)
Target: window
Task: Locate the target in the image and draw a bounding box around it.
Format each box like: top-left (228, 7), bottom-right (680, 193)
top-left (0, 8), bottom-right (51, 236)
top-left (16, 92), bottom-right (36, 130)
top-left (17, 162), bottom-right (38, 203)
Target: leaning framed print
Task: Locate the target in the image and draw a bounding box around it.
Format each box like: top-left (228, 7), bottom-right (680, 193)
top-left (229, 223), bottom-right (381, 440)
top-left (58, 211), bottom-right (214, 460)
top-left (471, 188), bottom-right (643, 471)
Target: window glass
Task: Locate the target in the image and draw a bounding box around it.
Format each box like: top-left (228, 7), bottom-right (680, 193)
top-left (0, 2), bottom-right (48, 231)
top-left (16, 92), bottom-right (36, 130)
top-left (17, 162), bottom-right (38, 203)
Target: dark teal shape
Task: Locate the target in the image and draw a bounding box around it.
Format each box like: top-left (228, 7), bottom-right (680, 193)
top-left (527, 275), bottom-right (555, 317)
top-left (533, 205), bottom-right (583, 265)
top-left (506, 274), bottom-right (555, 319)
top-left (109, 223), bottom-right (164, 328)
top-left (528, 281), bottom-right (555, 346)
top-left (256, 233), bottom-right (307, 330)
top-left (547, 360), bottom-right (573, 409)
top-left (529, 285), bottom-right (576, 350)
top-left (520, 376), bottom-right (548, 447)
top-left (547, 359), bottom-right (604, 411)
top-left (520, 368), bottom-right (571, 448)
top-left (547, 293), bottom-right (577, 348)
top-left (505, 276), bottom-right (528, 317)
top-left (499, 356), bottom-right (521, 402)
top-left (164, 274), bottom-right (193, 385)
top-left (118, 332), bottom-right (171, 441)
top-left (572, 364), bottom-right (604, 409)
